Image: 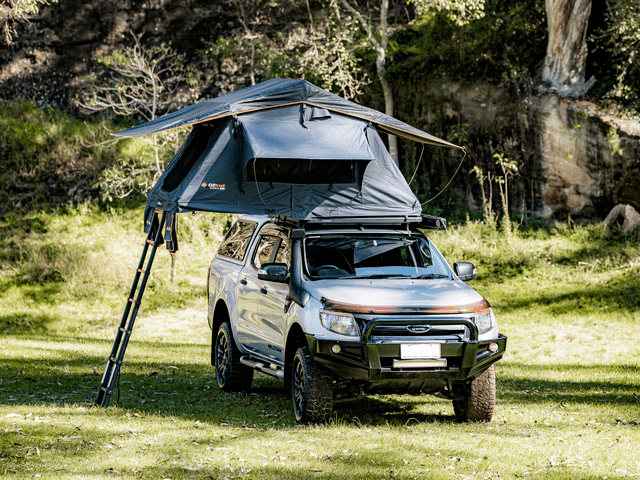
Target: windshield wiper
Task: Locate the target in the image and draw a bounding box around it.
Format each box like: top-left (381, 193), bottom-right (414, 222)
top-left (412, 273), bottom-right (449, 279)
top-left (348, 273), bottom-right (413, 279)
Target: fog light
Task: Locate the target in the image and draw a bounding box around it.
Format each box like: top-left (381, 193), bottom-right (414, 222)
top-left (331, 344), bottom-right (342, 354)
top-left (488, 342), bottom-right (499, 353)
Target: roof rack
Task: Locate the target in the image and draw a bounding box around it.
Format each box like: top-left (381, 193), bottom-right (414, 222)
top-left (272, 214), bottom-right (447, 231)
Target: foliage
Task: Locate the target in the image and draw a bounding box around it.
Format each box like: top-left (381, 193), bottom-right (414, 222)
top-left (493, 152), bottom-right (518, 236)
top-left (0, 0), bottom-right (56, 44)
top-left (414, 0), bottom-right (486, 26)
top-left (76, 33), bottom-right (199, 199)
top-left (388, 0), bottom-right (547, 91)
top-left (199, 1), bottom-right (370, 100)
top-left (271, 19), bottom-right (371, 100)
top-left (590, 0), bottom-right (640, 107)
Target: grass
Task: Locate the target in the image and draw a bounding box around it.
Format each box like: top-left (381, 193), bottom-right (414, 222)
top-left (1, 208), bottom-right (639, 479)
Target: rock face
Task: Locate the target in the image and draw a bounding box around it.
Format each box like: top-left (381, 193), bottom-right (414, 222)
top-left (394, 81), bottom-right (640, 222)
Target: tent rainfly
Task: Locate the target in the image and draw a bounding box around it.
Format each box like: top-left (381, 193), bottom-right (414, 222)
top-left (114, 78), bottom-right (462, 223)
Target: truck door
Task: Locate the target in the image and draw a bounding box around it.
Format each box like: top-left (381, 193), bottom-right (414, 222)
top-left (250, 224), bottom-right (291, 363)
top-left (217, 219), bottom-right (259, 349)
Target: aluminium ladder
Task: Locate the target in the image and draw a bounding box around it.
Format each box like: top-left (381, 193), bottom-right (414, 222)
top-left (95, 210), bottom-right (168, 407)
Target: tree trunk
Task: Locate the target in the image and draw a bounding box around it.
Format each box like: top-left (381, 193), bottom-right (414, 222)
top-left (541, 0), bottom-right (595, 97)
top-left (376, 51), bottom-right (398, 165)
top-left (339, 0), bottom-right (398, 164)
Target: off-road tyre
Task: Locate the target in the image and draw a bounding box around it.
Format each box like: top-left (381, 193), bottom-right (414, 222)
top-left (291, 346), bottom-right (333, 424)
top-left (453, 364), bottom-right (496, 422)
top-left (214, 322), bottom-right (253, 392)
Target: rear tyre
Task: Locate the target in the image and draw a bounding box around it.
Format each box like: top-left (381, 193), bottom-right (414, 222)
top-left (453, 364), bottom-right (496, 422)
top-left (214, 322), bottom-right (253, 392)
top-left (291, 346), bottom-right (333, 424)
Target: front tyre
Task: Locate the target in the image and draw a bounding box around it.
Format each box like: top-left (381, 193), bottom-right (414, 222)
top-left (453, 364), bottom-right (496, 422)
top-left (214, 322), bottom-right (253, 392)
top-left (291, 346), bottom-right (333, 424)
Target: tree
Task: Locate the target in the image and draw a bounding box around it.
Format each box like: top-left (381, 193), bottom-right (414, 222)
top-left (77, 33), bottom-right (198, 194)
top-left (0, 0), bottom-right (56, 45)
top-left (541, 0), bottom-right (595, 97)
top-left (339, 0), bottom-right (399, 164)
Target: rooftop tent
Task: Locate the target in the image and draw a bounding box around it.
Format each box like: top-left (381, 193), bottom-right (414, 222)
top-left (115, 79), bottom-right (462, 221)
top-left (146, 104), bottom-right (420, 219)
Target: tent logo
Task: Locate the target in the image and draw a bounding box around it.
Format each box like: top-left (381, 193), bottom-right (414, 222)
top-left (201, 182), bottom-right (226, 191)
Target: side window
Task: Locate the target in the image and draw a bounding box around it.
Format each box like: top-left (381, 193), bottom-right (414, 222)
top-left (217, 220), bottom-right (257, 261)
top-left (253, 226), bottom-right (291, 269)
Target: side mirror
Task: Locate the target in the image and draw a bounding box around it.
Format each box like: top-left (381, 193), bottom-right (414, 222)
top-left (258, 263), bottom-right (289, 283)
top-left (454, 262), bottom-right (477, 282)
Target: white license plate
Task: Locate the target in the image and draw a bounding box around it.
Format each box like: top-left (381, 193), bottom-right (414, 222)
top-left (401, 343), bottom-right (441, 359)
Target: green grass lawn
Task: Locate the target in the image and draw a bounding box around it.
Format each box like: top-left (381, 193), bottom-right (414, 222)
top-left (1, 206), bottom-right (639, 479)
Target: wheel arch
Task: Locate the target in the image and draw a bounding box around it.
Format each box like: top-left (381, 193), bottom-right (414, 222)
top-left (284, 322), bottom-right (308, 389)
top-left (211, 299), bottom-right (231, 366)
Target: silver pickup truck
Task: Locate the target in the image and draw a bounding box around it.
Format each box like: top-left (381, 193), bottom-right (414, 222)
top-left (207, 215), bottom-right (507, 423)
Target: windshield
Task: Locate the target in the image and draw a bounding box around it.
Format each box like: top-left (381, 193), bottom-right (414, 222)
top-left (304, 234), bottom-right (450, 279)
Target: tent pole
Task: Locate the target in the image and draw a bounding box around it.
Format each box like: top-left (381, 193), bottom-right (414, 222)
top-left (95, 210), bottom-right (168, 407)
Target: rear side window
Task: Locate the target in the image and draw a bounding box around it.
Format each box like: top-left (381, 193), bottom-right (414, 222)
top-left (217, 220), bottom-right (257, 261)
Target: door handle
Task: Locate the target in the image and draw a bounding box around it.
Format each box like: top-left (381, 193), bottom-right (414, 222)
top-left (240, 278), bottom-right (247, 285)
top-left (260, 287), bottom-right (268, 294)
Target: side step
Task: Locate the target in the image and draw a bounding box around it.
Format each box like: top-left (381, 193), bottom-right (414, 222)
top-left (240, 357), bottom-right (284, 379)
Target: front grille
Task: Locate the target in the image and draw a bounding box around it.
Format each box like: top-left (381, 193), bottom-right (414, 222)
top-left (356, 315), bottom-right (476, 342)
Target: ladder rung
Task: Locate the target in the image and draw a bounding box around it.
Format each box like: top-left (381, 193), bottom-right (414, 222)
top-left (138, 269), bottom-right (145, 273)
top-left (129, 298), bottom-right (135, 303)
top-left (146, 240), bottom-right (154, 245)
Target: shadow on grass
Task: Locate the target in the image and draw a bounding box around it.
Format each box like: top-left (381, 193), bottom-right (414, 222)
top-left (497, 362), bottom-right (639, 405)
top-left (494, 275), bottom-right (640, 315)
top-left (0, 311), bottom-right (61, 334)
top-left (2, 334), bottom-right (638, 428)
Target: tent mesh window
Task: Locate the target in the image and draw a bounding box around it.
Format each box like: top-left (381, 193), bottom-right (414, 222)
top-left (248, 159), bottom-right (367, 184)
top-left (162, 125), bottom-right (216, 192)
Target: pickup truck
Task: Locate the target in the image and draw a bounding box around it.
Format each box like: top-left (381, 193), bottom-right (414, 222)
top-left (207, 215), bottom-right (507, 423)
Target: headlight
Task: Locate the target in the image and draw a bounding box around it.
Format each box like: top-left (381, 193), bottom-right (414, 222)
top-left (474, 308), bottom-right (496, 335)
top-left (320, 310), bottom-right (359, 336)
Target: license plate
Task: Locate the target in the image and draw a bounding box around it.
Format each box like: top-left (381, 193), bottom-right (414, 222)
top-left (401, 343), bottom-right (441, 359)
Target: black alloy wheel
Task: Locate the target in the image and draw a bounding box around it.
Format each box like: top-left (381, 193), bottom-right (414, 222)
top-left (291, 346), bottom-right (333, 424)
top-left (214, 322), bottom-right (253, 392)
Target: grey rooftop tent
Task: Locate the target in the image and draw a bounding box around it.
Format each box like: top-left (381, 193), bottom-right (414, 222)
top-left (114, 78), bottom-right (462, 222)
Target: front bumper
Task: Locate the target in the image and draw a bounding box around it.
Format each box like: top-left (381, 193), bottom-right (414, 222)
top-left (307, 333), bottom-right (507, 385)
